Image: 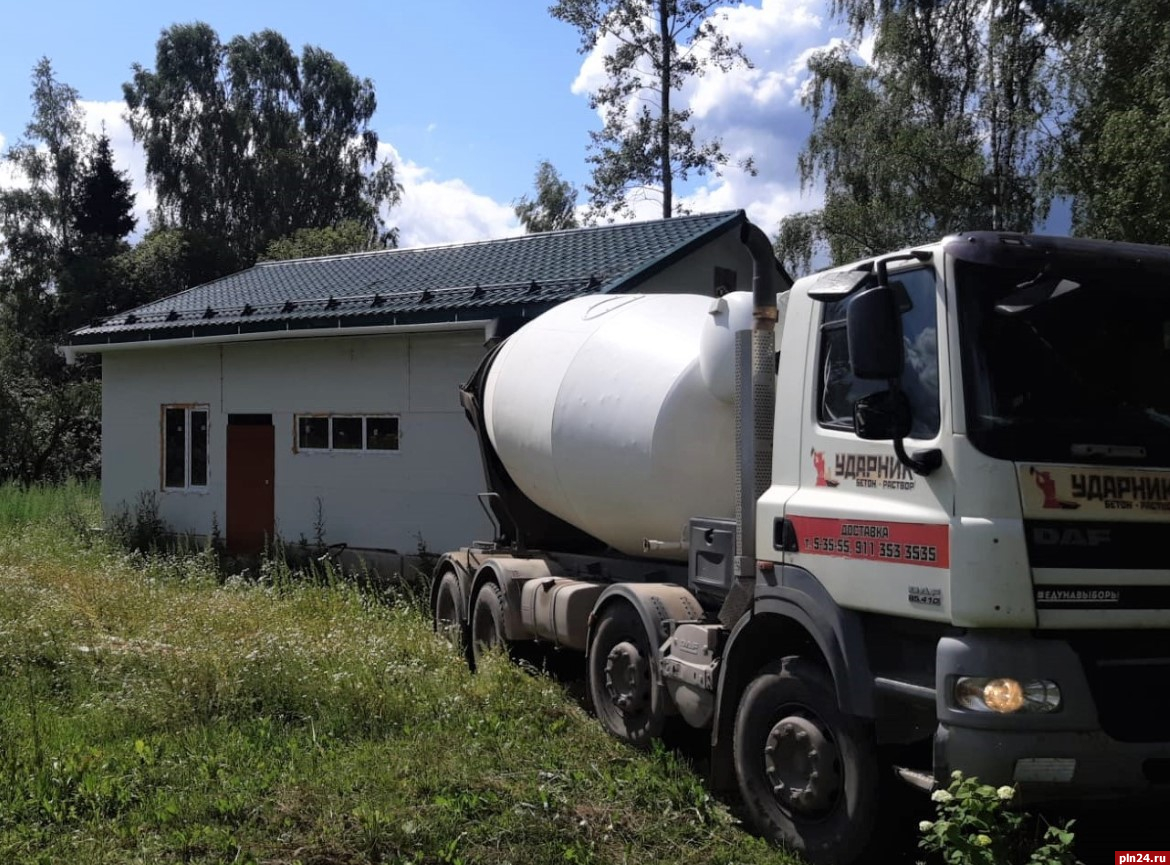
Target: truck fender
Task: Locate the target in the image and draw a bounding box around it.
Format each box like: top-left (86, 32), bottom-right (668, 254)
top-left (586, 583), bottom-right (706, 658)
top-left (586, 582), bottom-right (706, 724)
top-left (708, 565), bottom-right (875, 789)
top-left (469, 556), bottom-right (552, 642)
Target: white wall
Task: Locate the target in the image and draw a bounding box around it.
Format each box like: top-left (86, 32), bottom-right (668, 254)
top-left (101, 331), bottom-right (494, 555)
top-left (102, 345), bottom-right (225, 537)
top-left (636, 228), bottom-right (757, 296)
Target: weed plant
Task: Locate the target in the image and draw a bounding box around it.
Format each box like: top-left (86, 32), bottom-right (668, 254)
top-left (0, 484), bottom-right (792, 864)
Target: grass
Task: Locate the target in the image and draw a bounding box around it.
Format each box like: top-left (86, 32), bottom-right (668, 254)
top-left (0, 483), bottom-right (795, 865)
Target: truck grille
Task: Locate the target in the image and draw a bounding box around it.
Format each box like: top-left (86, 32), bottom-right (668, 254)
top-left (1061, 631), bottom-right (1170, 743)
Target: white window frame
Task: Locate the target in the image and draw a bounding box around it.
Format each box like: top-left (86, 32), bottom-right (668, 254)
top-left (295, 414), bottom-right (400, 454)
top-left (162, 404), bottom-right (210, 491)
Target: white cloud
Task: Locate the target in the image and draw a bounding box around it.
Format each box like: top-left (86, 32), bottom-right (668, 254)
top-left (379, 143), bottom-right (521, 249)
top-left (567, 0), bottom-right (840, 233)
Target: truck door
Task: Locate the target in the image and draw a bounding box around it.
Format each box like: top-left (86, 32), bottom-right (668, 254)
top-left (783, 264), bottom-right (955, 621)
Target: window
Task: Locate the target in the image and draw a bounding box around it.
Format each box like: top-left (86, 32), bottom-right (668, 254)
top-left (163, 405), bottom-right (209, 490)
top-left (714, 266), bottom-right (738, 297)
top-left (295, 415), bottom-right (400, 452)
top-left (818, 267), bottom-right (940, 439)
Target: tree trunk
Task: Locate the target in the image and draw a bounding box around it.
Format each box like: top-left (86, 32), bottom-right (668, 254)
top-left (659, 0), bottom-right (672, 219)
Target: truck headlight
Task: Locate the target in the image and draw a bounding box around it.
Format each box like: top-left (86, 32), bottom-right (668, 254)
top-left (954, 677), bottom-right (1061, 713)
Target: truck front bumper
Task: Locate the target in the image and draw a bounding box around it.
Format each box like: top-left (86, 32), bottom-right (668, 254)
top-left (936, 724), bottom-right (1170, 804)
top-left (933, 631), bottom-right (1170, 804)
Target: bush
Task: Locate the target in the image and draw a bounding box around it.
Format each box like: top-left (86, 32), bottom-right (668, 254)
top-left (919, 771), bottom-right (1081, 865)
top-left (107, 490), bottom-right (170, 552)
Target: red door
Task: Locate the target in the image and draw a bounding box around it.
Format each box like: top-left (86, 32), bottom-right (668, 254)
top-left (226, 418), bottom-right (275, 553)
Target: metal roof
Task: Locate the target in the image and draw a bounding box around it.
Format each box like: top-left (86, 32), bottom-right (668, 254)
top-left (69, 210), bottom-right (748, 346)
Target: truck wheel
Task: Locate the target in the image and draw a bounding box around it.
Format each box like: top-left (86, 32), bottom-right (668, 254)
top-left (733, 657), bottom-right (879, 865)
top-left (587, 602), bottom-right (664, 747)
top-left (433, 570), bottom-right (463, 638)
top-left (470, 581), bottom-right (507, 669)
top-left (432, 570), bottom-right (467, 655)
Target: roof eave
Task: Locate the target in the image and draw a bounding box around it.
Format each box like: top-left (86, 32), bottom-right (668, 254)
top-left (63, 317), bottom-right (498, 359)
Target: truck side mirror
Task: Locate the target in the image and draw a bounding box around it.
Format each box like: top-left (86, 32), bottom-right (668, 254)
top-left (846, 285), bottom-right (903, 380)
top-left (854, 389), bottom-right (912, 441)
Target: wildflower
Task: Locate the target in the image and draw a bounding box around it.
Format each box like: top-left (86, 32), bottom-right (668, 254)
top-left (918, 820), bottom-right (934, 832)
top-left (931, 789), bottom-right (954, 803)
top-left (974, 834), bottom-right (993, 847)
top-left (997, 785), bottom-right (1015, 800)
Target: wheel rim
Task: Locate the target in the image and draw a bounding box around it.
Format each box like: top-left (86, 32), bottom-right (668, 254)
top-left (604, 639), bottom-right (650, 715)
top-left (763, 713), bottom-right (842, 816)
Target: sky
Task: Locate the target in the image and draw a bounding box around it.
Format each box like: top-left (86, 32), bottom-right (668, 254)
top-left (0, 0), bottom-right (854, 249)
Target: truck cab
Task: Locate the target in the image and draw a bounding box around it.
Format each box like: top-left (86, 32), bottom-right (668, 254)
top-left (744, 230), bottom-right (1170, 848)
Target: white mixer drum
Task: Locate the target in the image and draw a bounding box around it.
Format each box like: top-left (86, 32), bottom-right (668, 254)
top-left (483, 291), bottom-right (755, 560)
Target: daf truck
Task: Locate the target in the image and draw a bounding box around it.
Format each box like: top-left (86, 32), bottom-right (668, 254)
top-left (431, 223), bottom-right (1170, 863)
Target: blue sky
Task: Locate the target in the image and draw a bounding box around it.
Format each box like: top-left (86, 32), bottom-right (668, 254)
top-left (0, 1), bottom-right (879, 248)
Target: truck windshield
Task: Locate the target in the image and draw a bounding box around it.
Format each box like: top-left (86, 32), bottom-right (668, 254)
top-left (956, 257), bottom-right (1170, 465)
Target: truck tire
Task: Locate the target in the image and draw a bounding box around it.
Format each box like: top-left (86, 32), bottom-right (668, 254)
top-left (733, 657), bottom-right (879, 865)
top-left (432, 570), bottom-right (468, 659)
top-left (587, 602), bottom-right (665, 747)
top-left (470, 581), bottom-right (507, 669)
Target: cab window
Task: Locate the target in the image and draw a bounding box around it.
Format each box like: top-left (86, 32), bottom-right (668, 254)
top-left (817, 267), bottom-right (941, 439)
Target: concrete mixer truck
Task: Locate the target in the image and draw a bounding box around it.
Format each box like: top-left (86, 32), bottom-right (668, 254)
top-left (430, 222), bottom-right (1170, 864)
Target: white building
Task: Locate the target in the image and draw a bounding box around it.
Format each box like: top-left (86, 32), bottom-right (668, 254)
top-left (67, 211), bottom-right (779, 559)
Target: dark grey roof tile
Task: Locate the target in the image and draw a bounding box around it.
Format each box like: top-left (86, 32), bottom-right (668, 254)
top-left (70, 211), bottom-right (743, 343)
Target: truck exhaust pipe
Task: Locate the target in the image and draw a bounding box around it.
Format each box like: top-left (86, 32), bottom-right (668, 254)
top-left (732, 222), bottom-right (786, 589)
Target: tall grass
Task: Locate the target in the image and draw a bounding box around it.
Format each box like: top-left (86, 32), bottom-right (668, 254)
top-left (0, 479), bottom-right (98, 527)
top-left (0, 483), bottom-right (793, 865)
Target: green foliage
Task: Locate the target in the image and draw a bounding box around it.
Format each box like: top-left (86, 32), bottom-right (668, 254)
top-left (0, 484), bottom-right (793, 865)
top-left (111, 226), bottom-right (240, 310)
top-left (124, 23), bottom-right (403, 266)
top-left (772, 211), bottom-right (823, 279)
top-left (781, 0), bottom-right (1055, 268)
top-left (514, 160), bottom-right (580, 233)
top-left (1052, 0), bottom-right (1170, 243)
top-left (1, 58), bottom-right (87, 336)
top-left (919, 771), bottom-right (1081, 865)
top-left (0, 480), bottom-right (97, 528)
top-left (0, 60), bottom-right (123, 484)
top-left (0, 356), bottom-right (98, 485)
top-left (550, 0), bottom-right (753, 220)
top-left (106, 491), bottom-right (170, 554)
top-left (261, 219), bottom-right (380, 261)
top-left (55, 132), bottom-right (139, 330)
top-left (71, 132), bottom-right (136, 245)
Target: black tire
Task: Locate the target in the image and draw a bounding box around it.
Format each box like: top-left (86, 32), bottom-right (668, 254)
top-left (733, 657), bottom-right (879, 865)
top-left (587, 602), bottom-right (664, 747)
top-left (432, 570), bottom-right (468, 657)
top-left (470, 581), bottom-right (507, 669)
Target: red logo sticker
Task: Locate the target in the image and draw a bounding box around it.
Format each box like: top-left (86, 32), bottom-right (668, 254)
top-left (1030, 467), bottom-right (1080, 510)
top-left (811, 449), bottom-right (839, 487)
